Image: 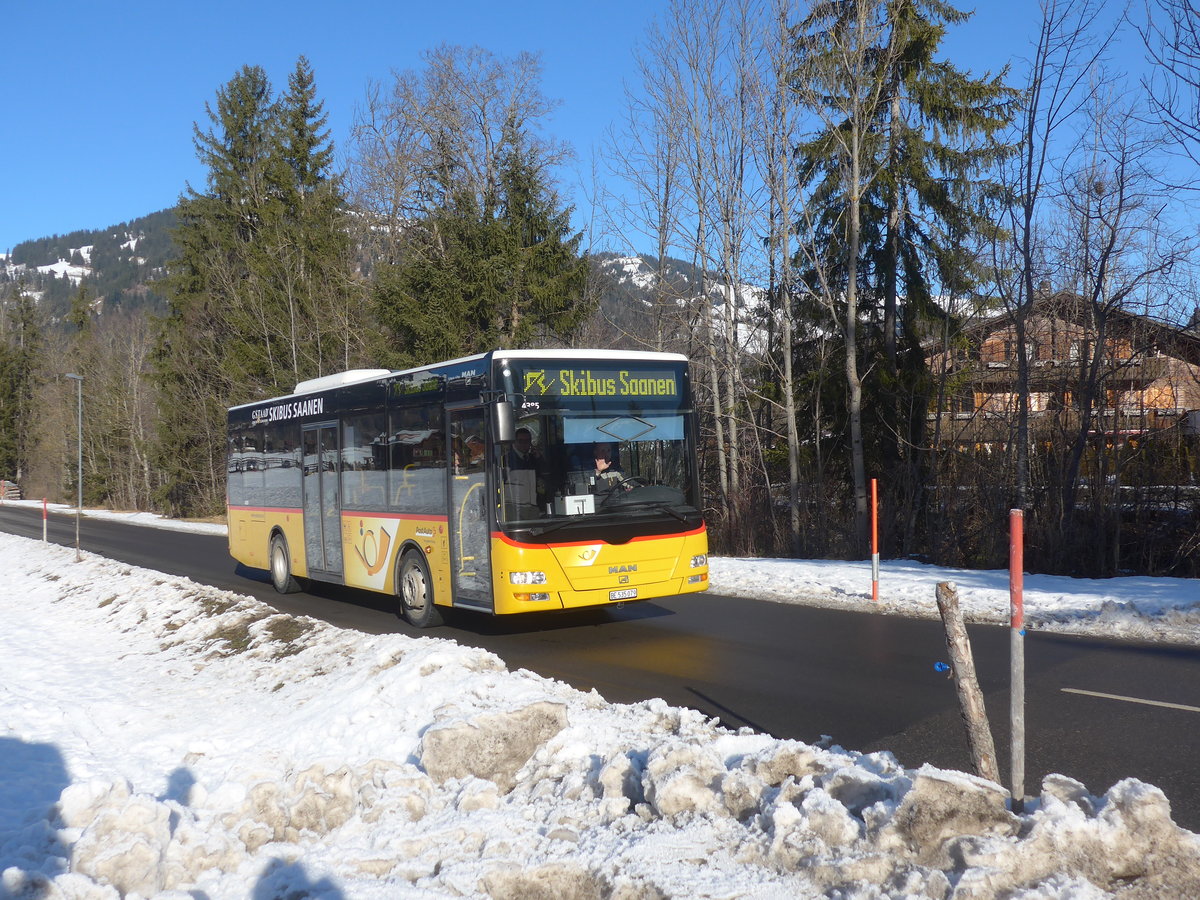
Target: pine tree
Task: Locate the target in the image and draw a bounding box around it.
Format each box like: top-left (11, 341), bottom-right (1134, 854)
top-left (371, 145), bottom-right (588, 368)
top-left (277, 56), bottom-right (335, 199)
top-left (0, 285), bottom-right (43, 484)
top-left (495, 144), bottom-right (590, 346)
top-left (67, 282), bottom-right (93, 333)
top-left (155, 59), bottom-right (356, 515)
top-left (266, 55), bottom-right (361, 375)
top-left (794, 0), bottom-right (1016, 551)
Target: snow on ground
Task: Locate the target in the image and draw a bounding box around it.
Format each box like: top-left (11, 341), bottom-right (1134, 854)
top-left (34, 260), bottom-right (90, 283)
top-left (1, 528), bottom-right (1200, 897)
top-left (7, 498), bottom-right (1199, 646)
top-left (710, 557), bottom-right (1200, 647)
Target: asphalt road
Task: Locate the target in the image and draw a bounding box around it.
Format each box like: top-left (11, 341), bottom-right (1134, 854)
top-left (3, 504), bottom-right (1198, 831)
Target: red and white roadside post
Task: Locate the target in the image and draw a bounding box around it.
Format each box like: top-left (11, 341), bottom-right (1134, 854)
top-left (871, 478), bottom-right (880, 602)
top-left (1010, 509), bottom-right (1026, 811)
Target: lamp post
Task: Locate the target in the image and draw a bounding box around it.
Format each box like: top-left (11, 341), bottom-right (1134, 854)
top-left (65, 373), bottom-right (83, 561)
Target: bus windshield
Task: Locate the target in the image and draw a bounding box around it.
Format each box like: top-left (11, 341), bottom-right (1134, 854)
top-left (496, 359), bottom-right (700, 534)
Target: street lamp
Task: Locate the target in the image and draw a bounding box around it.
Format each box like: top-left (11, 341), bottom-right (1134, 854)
top-left (65, 373), bottom-right (83, 561)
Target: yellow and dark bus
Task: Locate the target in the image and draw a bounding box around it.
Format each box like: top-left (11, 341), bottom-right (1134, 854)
top-left (226, 349), bottom-right (709, 626)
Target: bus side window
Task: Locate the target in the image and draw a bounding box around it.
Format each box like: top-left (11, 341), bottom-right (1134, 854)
top-left (227, 434), bottom-right (244, 506)
top-left (388, 404), bottom-right (445, 514)
top-left (243, 427), bottom-right (265, 508)
top-left (342, 413), bottom-right (387, 510)
top-left (263, 422), bottom-right (301, 509)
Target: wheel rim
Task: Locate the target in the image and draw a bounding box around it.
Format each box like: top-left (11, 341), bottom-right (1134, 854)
top-left (271, 542), bottom-right (287, 587)
top-left (402, 561), bottom-right (427, 614)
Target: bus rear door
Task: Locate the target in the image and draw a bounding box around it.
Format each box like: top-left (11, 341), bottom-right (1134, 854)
top-left (302, 422), bottom-right (343, 578)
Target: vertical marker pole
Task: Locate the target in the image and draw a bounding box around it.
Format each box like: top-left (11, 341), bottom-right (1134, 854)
top-left (43, 498), bottom-right (48, 543)
top-left (871, 478), bottom-right (879, 602)
top-left (1009, 508), bottom-right (1025, 812)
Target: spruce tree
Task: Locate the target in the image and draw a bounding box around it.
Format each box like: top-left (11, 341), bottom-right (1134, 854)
top-left (277, 56), bottom-right (335, 199)
top-left (67, 282), bottom-right (92, 333)
top-left (496, 145), bottom-right (589, 345)
top-left (0, 286), bottom-right (42, 484)
top-left (794, 0), bottom-right (1016, 551)
top-left (155, 59), bottom-right (355, 515)
top-left (267, 55), bottom-right (360, 375)
top-left (372, 144), bottom-right (588, 368)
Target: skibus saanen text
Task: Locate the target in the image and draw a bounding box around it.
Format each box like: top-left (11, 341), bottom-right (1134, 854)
top-left (226, 350), bottom-right (709, 626)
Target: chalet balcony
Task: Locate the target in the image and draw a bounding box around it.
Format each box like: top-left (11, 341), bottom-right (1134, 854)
top-left (957, 356), bottom-right (1175, 391)
top-left (928, 406), bottom-right (1191, 446)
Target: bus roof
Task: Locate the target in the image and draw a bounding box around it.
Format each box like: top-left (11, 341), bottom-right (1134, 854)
top-left (227, 348), bottom-right (689, 411)
top-left (293, 369), bottom-right (392, 394)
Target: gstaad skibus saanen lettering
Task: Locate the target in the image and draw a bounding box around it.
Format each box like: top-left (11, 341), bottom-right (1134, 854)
top-left (522, 369), bottom-right (678, 398)
top-left (249, 396), bottom-right (325, 425)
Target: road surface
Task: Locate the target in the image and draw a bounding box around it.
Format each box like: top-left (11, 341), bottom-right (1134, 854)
top-left (2, 504), bottom-right (1197, 830)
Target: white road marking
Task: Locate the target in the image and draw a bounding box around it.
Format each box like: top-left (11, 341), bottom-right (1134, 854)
top-left (1062, 687), bottom-right (1200, 714)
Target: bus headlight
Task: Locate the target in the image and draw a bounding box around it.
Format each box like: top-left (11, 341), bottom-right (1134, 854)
top-left (690, 554), bottom-right (708, 568)
top-left (514, 592), bottom-right (552, 602)
top-left (509, 571), bottom-right (548, 585)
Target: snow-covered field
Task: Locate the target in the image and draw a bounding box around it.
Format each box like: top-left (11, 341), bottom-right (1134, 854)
top-left (1, 507), bottom-right (1199, 898)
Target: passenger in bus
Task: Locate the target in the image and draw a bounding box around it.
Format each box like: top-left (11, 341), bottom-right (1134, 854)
top-left (507, 427), bottom-right (542, 471)
top-left (504, 427), bottom-right (546, 514)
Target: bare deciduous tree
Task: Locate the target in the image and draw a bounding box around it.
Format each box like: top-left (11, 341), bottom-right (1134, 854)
top-left (1140, 0), bottom-right (1200, 173)
top-left (348, 45), bottom-right (572, 262)
top-left (993, 0), bottom-right (1116, 510)
top-left (750, 0), bottom-right (805, 554)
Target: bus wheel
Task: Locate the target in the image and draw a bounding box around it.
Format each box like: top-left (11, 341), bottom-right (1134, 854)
top-left (269, 534), bottom-right (302, 594)
top-left (399, 551), bottom-right (443, 628)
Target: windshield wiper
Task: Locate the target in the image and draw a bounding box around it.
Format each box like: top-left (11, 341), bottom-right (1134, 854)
top-left (605, 498), bottom-right (691, 523)
top-left (525, 517), bottom-right (584, 539)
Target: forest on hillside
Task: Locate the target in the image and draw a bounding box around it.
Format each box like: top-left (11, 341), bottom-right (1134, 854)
top-left (1, 0), bottom-right (1199, 578)
top-left (1, 208), bottom-right (178, 317)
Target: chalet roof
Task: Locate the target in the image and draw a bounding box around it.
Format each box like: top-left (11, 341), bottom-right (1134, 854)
top-left (952, 291), bottom-right (1200, 367)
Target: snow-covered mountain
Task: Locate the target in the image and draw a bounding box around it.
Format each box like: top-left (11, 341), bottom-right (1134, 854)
top-left (0, 208), bottom-right (176, 317)
top-left (591, 252), bottom-right (770, 352)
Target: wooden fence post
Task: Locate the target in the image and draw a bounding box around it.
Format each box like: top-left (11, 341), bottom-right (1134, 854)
top-left (935, 581), bottom-right (1000, 784)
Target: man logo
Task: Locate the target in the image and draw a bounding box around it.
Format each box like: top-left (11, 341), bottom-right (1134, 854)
top-left (608, 564), bottom-right (637, 574)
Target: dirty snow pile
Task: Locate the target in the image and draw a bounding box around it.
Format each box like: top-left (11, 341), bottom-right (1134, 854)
top-left (1, 533), bottom-right (1199, 899)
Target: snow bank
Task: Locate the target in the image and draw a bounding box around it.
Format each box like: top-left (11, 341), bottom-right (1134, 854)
top-left (711, 557), bottom-right (1200, 646)
top-left (1, 533), bottom-right (1198, 898)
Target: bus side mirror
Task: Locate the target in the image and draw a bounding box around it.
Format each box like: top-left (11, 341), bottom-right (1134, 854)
top-left (492, 399), bottom-right (516, 443)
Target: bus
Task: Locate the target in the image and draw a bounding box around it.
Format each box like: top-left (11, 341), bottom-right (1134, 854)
top-left (226, 349), bottom-right (709, 626)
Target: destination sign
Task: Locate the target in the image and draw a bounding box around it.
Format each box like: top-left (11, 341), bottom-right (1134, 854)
top-left (520, 368), bottom-right (679, 398)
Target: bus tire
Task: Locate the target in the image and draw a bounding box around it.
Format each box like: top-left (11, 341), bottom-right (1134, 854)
top-left (398, 550), bottom-right (443, 628)
top-left (269, 534), bottom-right (302, 594)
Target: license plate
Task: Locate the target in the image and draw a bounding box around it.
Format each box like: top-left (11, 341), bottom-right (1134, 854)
top-left (609, 588), bottom-right (638, 601)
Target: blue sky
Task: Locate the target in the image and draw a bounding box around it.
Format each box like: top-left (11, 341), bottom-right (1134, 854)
top-left (0, 0), bottom-right (1148, 256)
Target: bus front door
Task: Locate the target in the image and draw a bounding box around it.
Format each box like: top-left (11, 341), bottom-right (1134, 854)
top-left (448, 407), bottom-right (492, 610)
top-left (302, 423), bottom-right (343, 577)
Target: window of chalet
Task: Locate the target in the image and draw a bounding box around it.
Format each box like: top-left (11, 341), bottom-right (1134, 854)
top-left (981, 338), bottom-right (1007, 363)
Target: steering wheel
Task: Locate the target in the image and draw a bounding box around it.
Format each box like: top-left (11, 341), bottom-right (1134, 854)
top-left (598, 474), bottom-right (644, 496)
